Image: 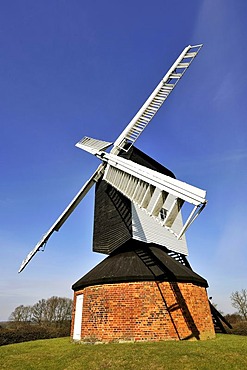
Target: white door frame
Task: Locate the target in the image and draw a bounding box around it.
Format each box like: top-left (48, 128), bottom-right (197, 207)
top-left (73, 293), bottom-right (84, 340)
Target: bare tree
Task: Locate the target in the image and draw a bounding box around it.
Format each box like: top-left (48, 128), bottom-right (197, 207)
top-left (22, 305), bottom-right (33, 322)
top-left (32, 299), bottom-right (47, 324)
top-left (45, 296), bottom-right (72, 325)
top-left (9, 305), bottom-right (25, 322)
top-left (230, 289), bottom-right (247, 320)
top-left (9, 297), bottom-right (73, 326)
top-left (9, 305), bottom-right (32, 322)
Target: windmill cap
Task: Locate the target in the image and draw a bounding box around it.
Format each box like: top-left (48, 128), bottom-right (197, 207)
top-left (72, 241), bottom-right (208, 290)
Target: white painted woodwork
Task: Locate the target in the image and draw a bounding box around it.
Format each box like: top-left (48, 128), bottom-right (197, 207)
top-left (102, 153), bottom-right (206, 206)
top-left (102, 153), bottom-right (207, 239)
top-left (76, 137), bottom-right (112, 155)
top-left (73, 294), bottom-right (84, 341)
top-left (131, 203), bottom-right (188, 256)
top-left (164, 198), bottom-right (184, 228)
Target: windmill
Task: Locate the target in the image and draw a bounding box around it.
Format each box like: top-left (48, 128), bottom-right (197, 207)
top-left (19, 44), bottom-right (219, 341)
top-left (19, 44), bottom-right (206, 273)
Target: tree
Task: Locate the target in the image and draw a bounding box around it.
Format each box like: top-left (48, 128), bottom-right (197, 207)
top-left (9, 305), bottom-right (32, 323)
top-left (230, 289), bottom-right (247, 320)
top-left (42, 296), bottom-right (73, 325)
top-left (9, 296), bottom-right (73, 326)
top-left (32, 299), bottom-right (47, 324)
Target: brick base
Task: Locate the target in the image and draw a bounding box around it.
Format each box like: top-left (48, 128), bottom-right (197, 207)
top-left (71, 281), bottom-right (215, 342)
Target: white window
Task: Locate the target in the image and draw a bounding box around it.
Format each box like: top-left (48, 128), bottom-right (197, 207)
top-left (159, 208), bottom-right (167, 221)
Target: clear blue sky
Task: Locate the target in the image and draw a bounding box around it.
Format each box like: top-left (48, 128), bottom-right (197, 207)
top-left (1, 0), bottom-right (247, 320)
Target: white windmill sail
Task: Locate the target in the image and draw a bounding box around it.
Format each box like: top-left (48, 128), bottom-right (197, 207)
top-left (19, 44), bottom-right (203, 273)
top-left (18, 164), bottom-right (105, 273)
top-left (100, 152), bottom-right (207, 240)
top-left (111, 44), bottom-right (203, 154)
top-left (102, 153), bottom-right (206, 206)
top-left (76, 137), bottom-right (113, 155)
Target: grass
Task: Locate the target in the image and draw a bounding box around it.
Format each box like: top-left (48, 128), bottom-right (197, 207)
top-left (0, 335), bottom-right (247, 370)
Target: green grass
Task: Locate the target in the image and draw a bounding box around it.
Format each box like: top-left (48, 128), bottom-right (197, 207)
top-left (0, 335), bottom-right (247, 370)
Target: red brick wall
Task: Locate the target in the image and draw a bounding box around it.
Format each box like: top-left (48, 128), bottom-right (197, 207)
top-left (71, 281), bottom-right (215, 342)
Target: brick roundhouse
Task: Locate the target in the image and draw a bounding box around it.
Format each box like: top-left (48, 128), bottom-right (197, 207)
top-left (71, 241), bottom-right (215, 342)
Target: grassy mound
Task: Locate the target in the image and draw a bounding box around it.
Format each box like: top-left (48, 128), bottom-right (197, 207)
top-left (1, 334), bottom-right (247, 369)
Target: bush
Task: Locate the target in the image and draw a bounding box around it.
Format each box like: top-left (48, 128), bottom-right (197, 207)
top-left (224, 313), bottom-right (243, 325)
top-left (0, 323), bottom-right (71, 346)
top-left (226, 321), bottom-right (247, 336)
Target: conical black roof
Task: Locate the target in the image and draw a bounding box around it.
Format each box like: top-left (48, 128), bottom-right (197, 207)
top-left (72, 241), bottom-right (208, 290)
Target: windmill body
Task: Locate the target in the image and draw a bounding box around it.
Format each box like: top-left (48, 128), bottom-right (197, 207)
top-left (93, 146), bottom-right (188, 257)
top-left (19, 44), bottom-right (218, 341)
